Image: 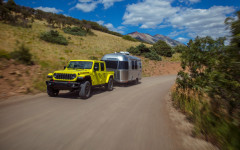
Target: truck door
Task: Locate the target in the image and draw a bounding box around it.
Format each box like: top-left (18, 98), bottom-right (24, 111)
top-left (93, 63), bottom-right (100, 85)
top-left (100, 63), bottom-right (107, 84)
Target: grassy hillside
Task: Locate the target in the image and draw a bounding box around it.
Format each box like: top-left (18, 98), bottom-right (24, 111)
top-left (0, 20), bottom-right (180, 98)
top-left (0, 20), bottom-right (149, 64)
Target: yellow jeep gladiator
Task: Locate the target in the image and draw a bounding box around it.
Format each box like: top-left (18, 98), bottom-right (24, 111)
top-left (46, 60), bottom-right (114, 99)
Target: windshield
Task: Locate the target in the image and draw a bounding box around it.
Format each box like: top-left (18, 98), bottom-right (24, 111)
top-left (67, 61), bottom-right (93, 69)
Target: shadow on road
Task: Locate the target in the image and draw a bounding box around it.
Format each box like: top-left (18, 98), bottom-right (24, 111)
top-left (56, 81), bottom-right (141, 99)
top-left (57, 87), bottom-right (115, 99)
top-left (113, 81), bottom-right (141, 87)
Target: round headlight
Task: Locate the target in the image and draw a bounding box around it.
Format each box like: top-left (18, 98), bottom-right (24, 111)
top-left (53, 73), bottom-right (57, 78)
top-left (72, 74), bottom-right (76, 79)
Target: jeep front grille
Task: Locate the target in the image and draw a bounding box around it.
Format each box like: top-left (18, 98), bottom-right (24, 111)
top-left (54, 73), bottom-right (76, 80)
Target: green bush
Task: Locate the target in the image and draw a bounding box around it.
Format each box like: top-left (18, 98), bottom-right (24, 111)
top-left (144, 51), bottom-right (162, 61)
top-left (127, 46), bottom-right (140, 55)
top-left (122, 35), bottom-right (137, 42)
top-left (63, 27), bottom-right (87, 36)
top-left (10, 43), bottom-right (33, 65)
top-left (0, 49), bottom-right (11, 59)
top-left (174, 11), bottom-right (240, 148)
top-left (127, 43), bottom-right (151, 55)
top-left (40, 30), bottom-right (68, 45)
top-left (127, 43), bottom-right (161, 61)
top-left (152, 40), bottom-right (173, 57)
top-left (174, 45), bottom-right (188, 53)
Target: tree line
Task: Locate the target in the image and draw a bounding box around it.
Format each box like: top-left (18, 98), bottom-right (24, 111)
top-left (127, 40), bottom-right (187, 61)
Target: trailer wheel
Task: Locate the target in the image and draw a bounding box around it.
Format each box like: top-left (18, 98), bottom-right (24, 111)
top-left (47, 86), bottom-right (59, 97)
top-left (79, 81), bottom-right (91, 99)
top-left (134, 78), bottom-right (139, 84)
top-left (105, 77), bottom-right (113, 91)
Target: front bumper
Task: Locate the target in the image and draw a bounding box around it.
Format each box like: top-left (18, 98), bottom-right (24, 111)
top-left (46, 81), bottom-right (81, 90)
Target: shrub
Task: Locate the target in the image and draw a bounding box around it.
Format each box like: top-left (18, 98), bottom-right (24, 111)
top-left (127, 46), bottom-right (140, 55)
top-left (122, 35), bottom-right (137, 42)
top-left (175, 31), bottom-right (240, 149)
top-left (144, 51), bottom-right (162, 61)
top-left (152, 40), bottom-right (173, 57)
top-left (127, 43), bottom-right (151, 55)
top-left (0, 49), bottom-right (11, 59)
top-left (10, 43), bottom-right (33, 65)
top-left (174, 45), bottom-right (188, 53)
top-left (40, 30), bottom-right (68, 45)
top-left (63, 27), bottom-right (87, 36)
top-left (136, 43), bottom-right (151, 54)
top-left (127, 43), bottom-right (161, 61)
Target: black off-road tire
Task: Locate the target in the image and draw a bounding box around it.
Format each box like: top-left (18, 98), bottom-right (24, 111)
top-left (105, 77), bottom-right (113, 91)
top-left (47, 86), bottom-right (59, 97)
top-left (79, 81), bottom-right (91, 99)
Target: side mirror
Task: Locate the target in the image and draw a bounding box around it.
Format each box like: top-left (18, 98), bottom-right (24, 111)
top-left (64, 66), bottom-right (66, 69)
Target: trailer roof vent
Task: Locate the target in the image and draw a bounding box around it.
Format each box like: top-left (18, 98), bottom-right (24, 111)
top-left (120, 51), bottom-right (130, 55)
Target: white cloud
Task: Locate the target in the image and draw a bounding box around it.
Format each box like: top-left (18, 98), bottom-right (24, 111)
top-left (102, 0), bottom-right (123, 9)
top-left (189, 0), bottom-right (201, 3)
top-left (123, 0), bottom-right (235, 39)
top-left (169, 6), bottom-right (235, 38)
top-left (35, 6), bottom-right (63, 13)
top-left (75, 2), bottom-right (98, 12)
top-left (105, 23), bottom-right (125, 34)
top-left (97, 20), bottom-right (125, 33)
top-left (168, 31), bottom-right (186, 38)
top-left (176, 37), bottom-right (189, 43)
top-left (179, 0), bottom-right (201, 4)
top-left (74, 0), bottom-right (123, 12)
top-left (96, 20), bottom-right (104, 25)
top-left (123, 0), bottom-right (179, 28)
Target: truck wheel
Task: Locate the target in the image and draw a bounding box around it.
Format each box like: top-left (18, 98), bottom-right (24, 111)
top-left (47, 86), bottom-right (59, 97)
top-left (105, 77), bottom-right (113, 91)
top-left (79, 81), bottom-right (91, 99)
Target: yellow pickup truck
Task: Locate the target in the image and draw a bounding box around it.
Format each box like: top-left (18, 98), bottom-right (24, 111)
top-left (46, 60), bottom-right (114, 99)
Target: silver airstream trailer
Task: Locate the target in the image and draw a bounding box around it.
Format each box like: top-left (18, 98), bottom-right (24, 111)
top-left (101, 52), bottom-right (142, 83)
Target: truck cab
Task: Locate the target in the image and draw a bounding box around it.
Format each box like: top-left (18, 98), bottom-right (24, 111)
top-left (46, 60), bottom-right (114, 99)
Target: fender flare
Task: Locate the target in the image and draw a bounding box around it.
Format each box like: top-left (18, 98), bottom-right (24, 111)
top-left (78, 75), bottom-right (92, 85)
top-left (106, 75), bottom-right (113, 83)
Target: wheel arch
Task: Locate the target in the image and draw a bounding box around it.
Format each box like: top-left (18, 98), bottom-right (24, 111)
top-left (106, 75), bottom-right (114, 83)
top-left (83, 75), bottom-right (92, 85)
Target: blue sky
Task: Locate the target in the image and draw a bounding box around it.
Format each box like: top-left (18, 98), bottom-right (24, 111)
top-left (14, 0), bottom-right (240, 44)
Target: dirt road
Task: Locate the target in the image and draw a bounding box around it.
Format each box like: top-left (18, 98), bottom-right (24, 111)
top-left (0, 75), bottom-right (183, 150)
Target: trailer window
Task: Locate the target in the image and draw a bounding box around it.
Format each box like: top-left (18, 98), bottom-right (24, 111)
top-left (105, 61), bottom-right (118, 69)
top-left (135, 61), bottom-right (138, 69)
top-left (118, 61), bottom-right (129, 69)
